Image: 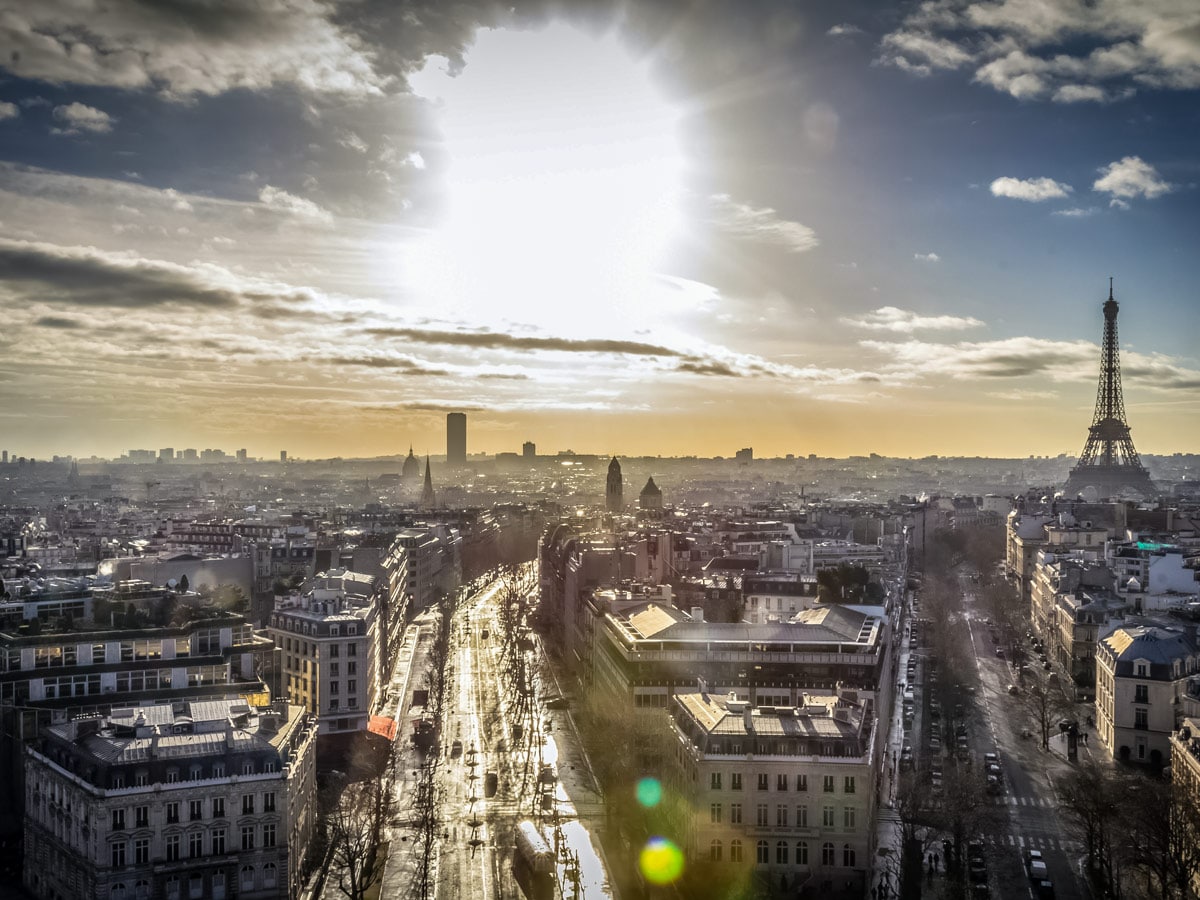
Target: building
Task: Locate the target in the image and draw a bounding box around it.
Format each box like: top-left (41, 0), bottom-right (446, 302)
top-left (23, 698), bottom-right (316, 900)
top-left (401, 447), bottom-right (420, 483)
top-left (639, 477), bottom-right (663, 510)
top-left (1168, 717), bottom-right (1200, 899)
top-left (158, 449), bottom-right (174, 464)
top-left (668, 689), bottom-right (876, 897)
top-left (266, 569), bottom-right (380, 736)
top-left (522, 441), bottom-right (536, 460)
top-left (1095, 624), bottom-right (1200, 765)
top-left (446, 413), bottom-right (467, 466)
top-left (606, 458), bottom-right (623, 512)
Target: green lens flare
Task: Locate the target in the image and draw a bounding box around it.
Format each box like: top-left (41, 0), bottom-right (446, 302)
top-left (636, 777), bottom-right (662, 807)
top-left (639, 837), bottom-right (684, 885)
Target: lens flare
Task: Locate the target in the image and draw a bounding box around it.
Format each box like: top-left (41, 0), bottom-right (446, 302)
top-left (636, 777), bottom-right (662, 808)
top-left (639, 836), bottom-right (684, 885)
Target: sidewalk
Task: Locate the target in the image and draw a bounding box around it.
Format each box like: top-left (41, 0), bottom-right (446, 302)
top-left (871, 593), bottom-right (913, 900)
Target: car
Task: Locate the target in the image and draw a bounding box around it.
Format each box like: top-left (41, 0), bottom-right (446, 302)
top-left (1008, 684), bottom-right (1021, 695)
top-left (986, 779), bottom-right (1003, 795)
top-left (1027, 850), bottom-right (1044, 865)
top-left (1029, 859), bottom-right (1049, 880)
top-left (991, 632), bottom-right (1000, 643)
top-left (956, 723), bottom-right (969, 737)
top-left (1043, 660), bottom-right (1053, 670)
top-left (903, 688), bottom-right (915, 703)
top-left (450, 739), bottom-right (463, 756)
top-left (984, 751), bottom-right (1000, 765)
top-left (1035, 879), bottom-right (1056, 900)
top-left (995, 647), bottom-right (1005, 658)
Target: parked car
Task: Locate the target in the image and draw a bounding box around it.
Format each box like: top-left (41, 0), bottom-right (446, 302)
top-left (1029, 859), bottom-right (1049, 880)
top-left (1007, 684), bottom-right (1021, 695)
top-left (995, 647), bottom-right (1005, 658)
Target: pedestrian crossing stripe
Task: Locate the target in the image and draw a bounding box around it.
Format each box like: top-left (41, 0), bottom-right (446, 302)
top-left (987, 834), bottom-right (1084, 853)
top-left (990, 795), bottom-right (1055, 807)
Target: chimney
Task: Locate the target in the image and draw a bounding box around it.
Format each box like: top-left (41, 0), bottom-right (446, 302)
top-left (690, 606), bottom-right (704, 622)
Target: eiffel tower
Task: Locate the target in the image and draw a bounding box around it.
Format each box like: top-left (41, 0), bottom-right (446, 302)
top-left (1062, 281), bottom-right (1157, 499)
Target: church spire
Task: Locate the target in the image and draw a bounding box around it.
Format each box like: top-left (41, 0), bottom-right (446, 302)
top-left (420, 456), bottom-right (436, 508)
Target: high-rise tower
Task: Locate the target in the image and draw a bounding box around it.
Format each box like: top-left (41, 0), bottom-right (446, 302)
top-left (446, 412), bottom-right (466, 465)
top-left (606, 457), bottom-right (623, 511)
top-left (1062, 282), bottom-right (1157, 500)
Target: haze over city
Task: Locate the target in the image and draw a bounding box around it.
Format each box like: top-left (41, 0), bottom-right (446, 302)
top-left (1, 0), bottom-right (1198, 460)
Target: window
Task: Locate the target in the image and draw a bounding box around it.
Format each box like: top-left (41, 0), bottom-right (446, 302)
top-left (167, 769), bottom-right (179, 784)
top-left (1137, 663), bottom-right (1148, 677)
top-left (730, 803), bottom-right (742, 825)
top-left (757, 773), bottom-right (768, 791)
top-left (241, 825), bottom-right (255, 851)
top-left (242, 794), bottom-right (255, 815)
top-left (710, 772), bottom-right (722, 790)
top-left (112, 842), bottom-right (127, 867)
top-left (241, 867), bottom-right (255, 891)
top-left (776, 805), bottom-right (788, 827)
top-left (262, 823), bottom-right (275, 848)
top-left (843, 844), bottom-right (856, 867)
top-left (243, 761), bottom-right (255, 775)
top-left (189, 800), bottom-right (203, 821)
top-left (188, 832), bottom-right (203, 858)
top-left (730, 840), bottom-right (743, 863)
top-left (263, 792), bottom-right (276, 813)
top-left (330, 645), bottom-right (339, 658)
top-left (796, 841), bottom-right (809, 865)
top-left (757, 840), bottom-right (769, 865)
top-left (166, 834), bottom-right (181, 862)
top-left (822, 842), bottom-right (835, 866)
top-left (777, 774), bottom-right (788, 791)
top-left (212, 798), bottom-right (225, 818)
top-left (1135, 684), bottom-right (1149, 703)
top-left (135, 806), bottom-right (149, 828)
top-left (135, 772), bottom-right (148, 787)
top-left (797, 805), bottom-right (808, 827)
top-left (211, 828), bottom-right (225, 856)
top-left (731, 773), bottom-right (743, 791)
top-left (166, 802), bottom-right (180, 824)
top-left (822, 775), bottom-right (835, 793)
top-left (330, 681), bottom-right (339, 695)
top-left (1135, 708), bottom-right (1148, 729)
top-left (796, 774), bottom-right (808, 792)
top-left (843, 807), bottom-right (856, 829)
top-left (348, 679), bottom-right (357, 694)
top-left (166, 876), bottom-right (180, 900)
top-left (347, 661), bottom-right (357, 674)
top-left (347, 643), bottom-right (357, 657)
top-left (134, 838), bottom-right (149, 865)
top-left (756, 803), bottom-right (768, 827)
top-left (212, 872), bottom-right (225, 900)
top-left (112, 809), bottom-right (126, 831)
top-left (843, 776), bottom-right (856, 794)
top-left (822, 806), bottom-right (835, 827)
top-left (112, 885), bottom-right (127, 900)
top-left (776, 841), bottom-right (789, 865)
top-left (263, 864), bottom-right (277, 889)
top-left (710, 840), bottom-right (722, 862)
top-left (212, 763), bottom-right (225, 778)
top-left (188, 874), bottom-right (203, 900)
top-left (330, 663), bottom-right (339, 676)
top-left (710, 803), bottom-right (722, 824)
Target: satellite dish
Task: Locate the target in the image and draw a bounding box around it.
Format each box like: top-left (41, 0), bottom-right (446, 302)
top-left (166, 578), bottom-right (178, 589)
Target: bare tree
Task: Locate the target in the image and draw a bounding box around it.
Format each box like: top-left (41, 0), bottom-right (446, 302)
top-left (326, 771), bottom-right (393, 900)
top-left (1019, 668), bottom-right (1073, 751)
top-left (1121, 771), bottom-right (1200, 900)
top-left (1058, 759), bottom-right (1126, 896)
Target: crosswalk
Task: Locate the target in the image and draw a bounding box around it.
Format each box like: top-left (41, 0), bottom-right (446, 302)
top-left (987, 832), bottom-right (1085, 855)
top-left (991, 794), bottom-right (1057, 808)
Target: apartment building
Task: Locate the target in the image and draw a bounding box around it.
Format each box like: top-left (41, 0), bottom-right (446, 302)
top-left (266, 569), bottom-right (380, 735)
top-left (668, 689), bottom-right (876, 897)
top-left (23, 698), bottom-right (316, 900)
top-left (1095, 624), bottom-right (1200, 765)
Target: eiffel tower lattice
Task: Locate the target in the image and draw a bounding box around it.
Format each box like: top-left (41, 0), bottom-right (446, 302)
top-left (1062, 281), bottom-right (1156, 500)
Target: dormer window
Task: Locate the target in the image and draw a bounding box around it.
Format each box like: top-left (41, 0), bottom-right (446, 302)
top-left (330, 626), bottom-right (339, 637)
top-left (1136, 663), bottom-right (1148, 677)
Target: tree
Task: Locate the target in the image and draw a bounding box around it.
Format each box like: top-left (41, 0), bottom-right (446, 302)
top-left (1122, 772), bottom-right (1200, 900)
top-left (177, 573), bottom-right (189, 593)
top-left (1019, 668), bottom-right (1073, 751)
top-left (1057, 759), bottom-right (1125, 895)
top-left (325, 769), bottom-right (394, 900)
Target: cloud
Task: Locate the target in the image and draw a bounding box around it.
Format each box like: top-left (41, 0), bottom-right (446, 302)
top-left (861, 335), bottom-right (1099, 379)
top-left (913, 252), bottom-right (940, 263)
top-left (1093, 156), bottom-right (1172, 200)
top-left (842, 306), bottom-right (984, 333)
top-left (827, 24), bottom-right (863, 37)
top-left (675, 360), bottom-right (741, 377)
top-left (32, 315), bottom-right (83, 329)
top-left (986, 389), bottom-right (1058, 401)
top-left (325, 356), bottom-right (450, 375)
top-left (51, 102), bottom-right (114, 134)
top-left (337, 131), bottom-right (368, 153)
top-left (257, 186), bottom-right (334, 223)
top-left (366, 327), bottom-right (682, 357)
top-left (0, 101), bottom-right (17, 121)
top-left (1052, 206), bottom-right (1098, 217)
top-left (0, 237), bottom-right (312, 310)
top-left (880, 1), bottom-right (1200, 101)
top-left (0, 0), bottom-right (385, 99)
top-left (709, 194), bottom-right (819, 253)
top-left (989, 176), bottom-right (1073, 201)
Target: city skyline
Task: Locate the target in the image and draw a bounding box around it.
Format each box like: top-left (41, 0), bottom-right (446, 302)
top-left (1, 1), bottom-right (1198, 461)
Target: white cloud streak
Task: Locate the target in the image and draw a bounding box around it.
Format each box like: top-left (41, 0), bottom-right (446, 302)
top-left (990, 175), bottom-right (1073, 201)
top-left (0, 101), bottom-right (17, 121)
top-left (842, 306), bottom-right (984, 333)
top-left (709, 194), bottom-right (819, 253)
top-left (51, 102), bottom-right (114, 134)
top-left (1093, 156), bottom-right (1172, 200)
top-left (257, 186), bottom-right (334, 224)
top-left (914, 252), bottom-right (941, 263)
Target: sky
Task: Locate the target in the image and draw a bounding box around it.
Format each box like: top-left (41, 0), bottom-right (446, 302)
top-left (0, 0), bottom-right (1197, 461)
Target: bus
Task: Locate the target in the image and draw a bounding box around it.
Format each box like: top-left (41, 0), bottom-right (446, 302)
top-left (513, 820), bottom-right (554, 900)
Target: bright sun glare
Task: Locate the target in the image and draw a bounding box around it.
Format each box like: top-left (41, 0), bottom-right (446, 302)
top-left (405, 23), bottom-right (685, 335)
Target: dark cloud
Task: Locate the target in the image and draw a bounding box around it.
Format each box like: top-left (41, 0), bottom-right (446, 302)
top-left (366, 326), bottom-right (680, 356)
top-left (0, 239), bottom-right (240, 308)
top-left (32, 315), bottom-right (84, 329)
top-left (675, 359), bottom-right (741, 377)
top-left (326, 355), bottom-right (450, 375)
